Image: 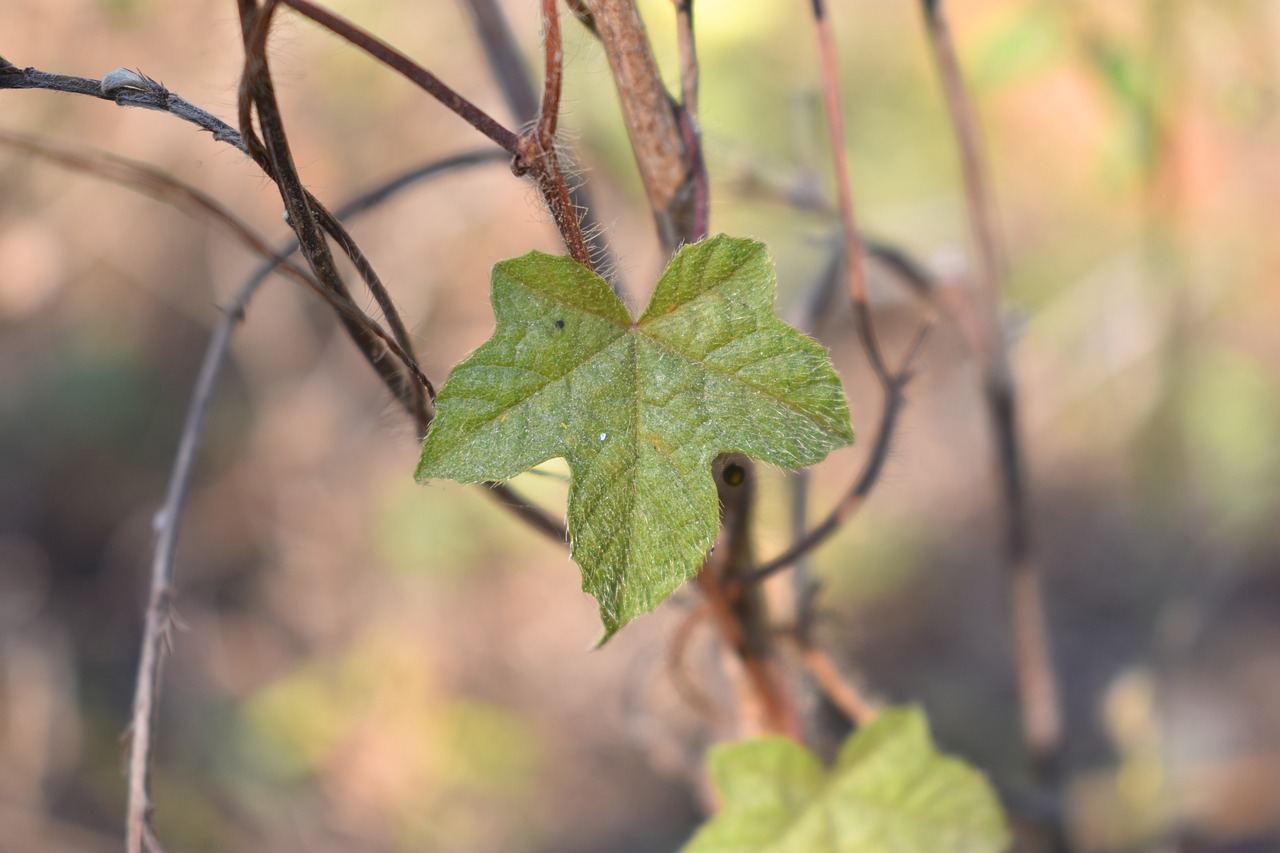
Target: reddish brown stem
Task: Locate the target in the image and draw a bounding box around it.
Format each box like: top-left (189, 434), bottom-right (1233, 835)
top-left (798, 645), bottom-right (878, 726)
top-left (809, 0), bottom-right (889, 384)
top-left (280, 0), bottom-right (519, 154)
top-left (513, 0), bottom-right (593, 268)
top-left (696, 563), bottom-right (803, 740)
top-left (673, 0), bottom-right (708, 240)
top-left (920, 0), bottom-right (1065, 793)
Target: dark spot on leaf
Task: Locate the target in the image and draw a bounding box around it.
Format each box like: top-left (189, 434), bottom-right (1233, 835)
top-left (554, 319), bottom-right (565, 330)
top-left (723, 463), bottom-right (745, 487)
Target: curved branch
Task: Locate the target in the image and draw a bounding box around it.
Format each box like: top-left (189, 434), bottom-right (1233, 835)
top-left (739, 323), bottom-right (930, 587)
top-left (278, 0), bottom-right (519, 153)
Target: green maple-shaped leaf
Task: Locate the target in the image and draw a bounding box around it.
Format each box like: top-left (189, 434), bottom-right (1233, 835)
top-left (415, 234), bottom-right (853, 636)
top-left (682, 708), bottom-right (1011, 853)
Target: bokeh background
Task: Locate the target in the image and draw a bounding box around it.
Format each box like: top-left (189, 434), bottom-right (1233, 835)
top-left (3, 0), bottom-right (1280, 850)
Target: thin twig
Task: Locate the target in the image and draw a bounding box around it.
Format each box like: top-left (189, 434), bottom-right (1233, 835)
top-left (239, 0), bottom-right (434, 429)
top-left (740, 323), bottom-right (930, 586)
top-left (461, 0), bottom-right (539, 121)
top-left (808, 0), bottom-right (891, 385)
top-left (0, 129), bottom-right (425, 397)
top-left (920, 0), bottom-right (1065, 808)
top-left (673, 0), bottom-right (708, 241)
top-left (126, 278), bottom-right (251, 853)
top-left (3, 50), bottom-right (435, 423)
top-left (0, 57), bottom-right (245, 150)
top-left (796, 644), bottom-right (879, 726)
top-left (0, 56), bottom-right (430, 425)
top-left (734, 0), bottom-right (926, 587)
top-left (480, 481), bottom-right (567, 542)
top-left (0, 131), bottom-right (438, 853)
top-left (121, 146), bottom-right (557, 852)
top-left (278, 0), bottom-right (519, 153)
top-left (698, 489), bottom-right (804, 740)
top-left (277, 0), bottom-right (591, 270)
top-left (666, 603), bottom-right (732, 723)
top-left (582, 0), bottom-right (693, 254)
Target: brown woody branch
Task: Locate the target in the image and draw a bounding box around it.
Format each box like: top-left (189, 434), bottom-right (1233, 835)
top-left (583, 0), bottom-right (695, 253)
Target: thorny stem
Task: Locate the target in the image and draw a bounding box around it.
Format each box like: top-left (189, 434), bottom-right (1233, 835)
top-left (920, 0), bottom-right (1066, 816)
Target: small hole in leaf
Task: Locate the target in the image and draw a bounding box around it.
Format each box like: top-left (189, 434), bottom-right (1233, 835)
top-left (554, 319), bottom-right (565, 330)
top-left (723, 463), bottom-right (745, 486)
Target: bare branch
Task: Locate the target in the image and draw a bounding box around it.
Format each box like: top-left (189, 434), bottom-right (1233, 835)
top-left (920, 0), bottom-right (1065, 813)
top-left (0, 130), bottom-right (424, 396)
top-left (1, 56), bottom-right (245, 150)
top-left (278, 0), bottom-right (519, 153)
top-left (666, 602), bottom-right (732, 723)
top-left (583, 0), bottom-right (693, 254)
top-left (238, 0), bottom-right (433, 428)
top-left (739, 0), bottom-right (931, 589)
top-left (1, 55), bottom-right (431, 425)
top-left (741, 323), bottom-right (930, 586)
top-left (461, 0), bottom-right (540, 122)
top-left (796, 644), bottom-right (879, 726)
top-left (672, 0), bottom-right (708, 241)
top-left (2, 58), bottom-right (235, 145)
top-left (808, 0), bottom-right (891, 384)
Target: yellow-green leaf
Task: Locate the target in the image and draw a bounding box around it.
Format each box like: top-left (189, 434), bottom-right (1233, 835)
top-left (415, 235), bottom-right (853, 637)
top-left (683, 708), bottom-right (1010, 853)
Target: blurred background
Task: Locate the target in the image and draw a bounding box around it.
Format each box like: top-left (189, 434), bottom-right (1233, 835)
top-left (3, 0), bottom-right (1280, 850)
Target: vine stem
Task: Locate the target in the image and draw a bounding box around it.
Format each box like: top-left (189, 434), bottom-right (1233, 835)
top-left (583, 0), bottom-right (694, 253)
top-left (919, 0), bottom-right (1066, 803)
top-left (461, 0), bottom-right (619, 283)
top-left (809, 0), bottom-right (891, 384)
top-left (280, 0), bottom-right (519, 153)
top-left (515, 0), bottom-right (594, 269)
top-left (737, 0), bottom-right (923, 588)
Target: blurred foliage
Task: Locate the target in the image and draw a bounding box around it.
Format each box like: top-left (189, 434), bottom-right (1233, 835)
top-left (235, 627), bottom-right (539, 850)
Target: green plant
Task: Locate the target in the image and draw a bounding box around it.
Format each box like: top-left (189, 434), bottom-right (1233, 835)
top-left (0, 1), bottom-right (1064, 851)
